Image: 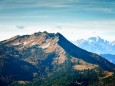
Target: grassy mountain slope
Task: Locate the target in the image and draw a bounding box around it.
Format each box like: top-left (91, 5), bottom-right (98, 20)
top-left (0, 32), bottom-right (115, 86)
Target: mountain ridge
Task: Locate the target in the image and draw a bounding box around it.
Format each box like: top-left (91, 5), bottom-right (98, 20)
top-left (0, 32), bottom-right (115, 86)
top-left (100, 54), bottom-right (115, 64)
top-left (73, 36), bottom-right (115, 54)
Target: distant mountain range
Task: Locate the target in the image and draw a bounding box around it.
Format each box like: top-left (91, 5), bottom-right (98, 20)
top-left (0, 32), bottom-right (115, 86)
top-left (72, 36), bottom-right (115, 64)
top-left (72, 36), bottom-right (115, 54)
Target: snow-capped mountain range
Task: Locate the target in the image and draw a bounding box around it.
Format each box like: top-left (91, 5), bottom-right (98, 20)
top-left (72, 36), bottom-right (115, 55)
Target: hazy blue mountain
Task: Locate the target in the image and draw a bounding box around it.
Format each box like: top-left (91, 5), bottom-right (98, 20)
top-left (73, 36), bottom-right (115, 54)
top-left (100, 54), bottom-right (115, 64)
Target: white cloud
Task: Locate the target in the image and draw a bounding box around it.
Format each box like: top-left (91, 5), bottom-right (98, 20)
top-left (16, 25), bottom-right (25, 29)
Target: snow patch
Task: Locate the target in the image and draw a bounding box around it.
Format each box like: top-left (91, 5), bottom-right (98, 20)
top-left (23, 42), bottom-right (28, 45)
top-left (23, 40), bottom-right (33, 45)
top-left (41, 42), bottom-right (50, 49)
top-left (12, 43), bottom-right (22, 45)
top-left (31, 42), bottom-right (37, 46)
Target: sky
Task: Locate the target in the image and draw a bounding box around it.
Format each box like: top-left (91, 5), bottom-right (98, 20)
top-left (0, 0), bottom-right (115, 41)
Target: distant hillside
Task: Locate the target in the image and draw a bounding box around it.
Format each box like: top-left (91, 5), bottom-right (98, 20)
top-left (0, 32), bottom-right (115, 86)
top-left (100, 54), bottom-right (115, 64)
top-left (72, 36), bottom-right (115, 54)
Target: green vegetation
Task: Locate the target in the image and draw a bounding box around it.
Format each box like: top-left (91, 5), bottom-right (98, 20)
top-left (10, 69), bottom-right (112, 86)
top-left (94, 74), bottom-right (115, 86)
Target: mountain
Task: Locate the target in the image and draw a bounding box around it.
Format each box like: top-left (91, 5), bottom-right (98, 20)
top-left (0, 32), bottom-right (115, 86)
top-left (111, 41), bottom-right (115, 46)
top-left (73, 36), bottom-right (115, 54)
top-left (100, 54), bottom-right (115, 64)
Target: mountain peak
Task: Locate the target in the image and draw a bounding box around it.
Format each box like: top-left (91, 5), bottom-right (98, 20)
top-left (87, 36), bottom-right (102, 42)
top-left (111, 41), bottom-right (115, 46)
top-left (32, 31), bottom-right (64, 40)
top-left (73, 36), bottom-right (115, 54)
top-left (1, 31), bottom-right (115, 86)
top-left (1, 32), bottom-right (115, 70)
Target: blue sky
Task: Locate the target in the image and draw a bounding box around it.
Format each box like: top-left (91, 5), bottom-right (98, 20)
top-left (0, 0), bottom-right (115, 41)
